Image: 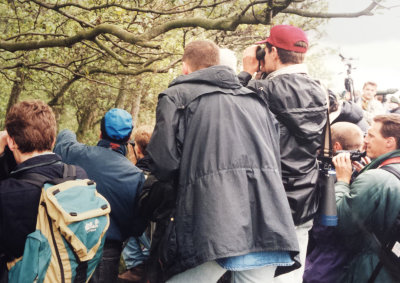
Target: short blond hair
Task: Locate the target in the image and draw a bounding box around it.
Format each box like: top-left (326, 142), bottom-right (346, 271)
top-left (182, 40), bottom-right (219, 72)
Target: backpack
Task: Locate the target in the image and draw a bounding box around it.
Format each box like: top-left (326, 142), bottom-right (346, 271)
top-left (7, 164), bottom-right (110, 283)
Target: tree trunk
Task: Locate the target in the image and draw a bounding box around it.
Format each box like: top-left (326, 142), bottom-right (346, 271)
top-left (130, 92), bottom-right (141, 126)
top-left (76, 107), bottom-right (98, 143)
top-left (115, 76), bottom-right (127, 108)
top-left (6, 68), bottom-right (25, 115)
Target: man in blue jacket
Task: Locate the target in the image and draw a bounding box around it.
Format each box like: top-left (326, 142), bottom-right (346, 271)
top-left (54, 108), bottom-right (145, 283)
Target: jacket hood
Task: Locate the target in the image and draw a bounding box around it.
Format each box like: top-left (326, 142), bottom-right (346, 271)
top-left (169, 65), bottom-right (241, 89)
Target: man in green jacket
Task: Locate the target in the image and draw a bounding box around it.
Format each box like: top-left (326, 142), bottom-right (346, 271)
top-left (333, 114), bottom-right (400, 282)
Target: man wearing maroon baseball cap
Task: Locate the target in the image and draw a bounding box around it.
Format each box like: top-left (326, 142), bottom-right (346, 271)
top-left (238, 25), bottom-right (328, 283)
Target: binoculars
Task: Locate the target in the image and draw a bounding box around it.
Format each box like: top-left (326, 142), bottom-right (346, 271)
top-left (256, 46), bottom-right (266, 61)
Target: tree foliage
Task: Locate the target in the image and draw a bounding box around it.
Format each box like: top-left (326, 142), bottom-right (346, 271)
top-left (0, 0), bottom-right (383, 143)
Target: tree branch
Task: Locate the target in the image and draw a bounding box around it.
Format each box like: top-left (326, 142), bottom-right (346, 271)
top-left (47, 58), bottom-right (181, 106)
top-left (282, 0), bottom-right (381, 18)
top-left (40, 0), bottom-right (232, 15)
top-left (0, 0), bottom-right (383, 53)
top-left (0, 24), bottom-right (158, 52)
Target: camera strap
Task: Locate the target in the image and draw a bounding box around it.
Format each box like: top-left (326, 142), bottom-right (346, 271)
top-left (319, 90), bottom-right (332, 160)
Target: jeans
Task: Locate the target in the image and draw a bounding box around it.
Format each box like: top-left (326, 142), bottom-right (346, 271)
top-left (89, 240), bottom-right (123, 283)
top-left (122, 233), bottom-right (150, 269)
top-left (273, 219), bottom-right (314, 283)
top-left (167, 261), bottom-right (277, 283)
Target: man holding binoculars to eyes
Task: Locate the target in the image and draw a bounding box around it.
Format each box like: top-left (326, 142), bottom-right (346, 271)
top-left (239, 25), bottom-right (327, 282)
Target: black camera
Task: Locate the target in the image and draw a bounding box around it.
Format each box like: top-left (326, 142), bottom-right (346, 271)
top-left (256, 46), bottom-right (266, 61)
top-left (335, 150), bottom-right (366, 162)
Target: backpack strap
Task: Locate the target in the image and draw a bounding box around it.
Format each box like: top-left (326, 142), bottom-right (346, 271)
top-left (17, 164), bottom-right (77, 187)
top-left (49, 164), bottom-right (77, 185)
top-left (367, 164), bottom-right (400, 283)
top-left (18, 172), bottom-right (49, 187)
top-left (381, 164), bottom-right (400, 179)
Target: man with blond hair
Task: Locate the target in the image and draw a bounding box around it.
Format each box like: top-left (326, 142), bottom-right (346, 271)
top-left (361, 81), bottom-right (385, 124)
top-left (147, 40), bottom-right (299, 283)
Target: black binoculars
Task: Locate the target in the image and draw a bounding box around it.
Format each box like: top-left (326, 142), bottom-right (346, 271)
top-left (256, 46), bottom-right (266, 61)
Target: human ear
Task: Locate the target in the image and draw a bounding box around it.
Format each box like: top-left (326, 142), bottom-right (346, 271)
top-left (333, 142), bottom-right (343, 153)
top-left (386, 136), bottom-right (397, 151)
top-left (6, 136), bottom-right (18, 152)
top-left (182, 62), bottom-right (189, 75)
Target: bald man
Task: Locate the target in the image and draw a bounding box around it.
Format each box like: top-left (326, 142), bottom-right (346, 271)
top-left (304, 122), bottom-right (364, 283)
top-left (331, 122), bottom-right (364, 154)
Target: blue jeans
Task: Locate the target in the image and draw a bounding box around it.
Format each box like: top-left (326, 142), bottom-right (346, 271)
top-left (89, 240), bottom-right (122, 283)
top-left (122, 233), bottom-right (150, 269)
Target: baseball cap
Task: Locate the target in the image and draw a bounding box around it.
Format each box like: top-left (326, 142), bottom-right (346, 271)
top-left (256, 25), bottom-right (308, 53)
top-left (101, 108), bottom-right (133, 143)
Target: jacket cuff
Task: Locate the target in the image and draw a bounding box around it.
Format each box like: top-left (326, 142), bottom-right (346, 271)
top-left (238, 71), bottom-right (252, 86)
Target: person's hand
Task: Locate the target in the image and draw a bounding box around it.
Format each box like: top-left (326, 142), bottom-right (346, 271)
top-left (352, 156), bottom-right (370, 172)
top-left (0, 131), bottom-right (8, 155)
top-left (362, 156), bottom-right (371, 165)
top-left (352, 161), bottom-right (364, 172)
top-left (242, 45), bottom-right (260, 75)
top-left (332, 152), bottom-right (353, 184)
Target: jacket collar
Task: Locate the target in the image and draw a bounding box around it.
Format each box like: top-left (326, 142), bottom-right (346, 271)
top-left (266, 63), bottom-right (308, 80)
top-left (362, 149), bottom-right (400, 173)
top-left (97, 139), bottom-right (127, 156)
top-left (10, 153), bottom-right (60, 175)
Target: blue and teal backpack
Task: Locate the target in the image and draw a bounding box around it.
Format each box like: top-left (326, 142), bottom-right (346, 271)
top-left (7, 164), bottom-right (110, 283)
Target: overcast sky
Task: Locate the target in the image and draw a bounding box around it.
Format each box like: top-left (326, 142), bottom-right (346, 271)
top-left (318, 0), bottom-right (400, 94)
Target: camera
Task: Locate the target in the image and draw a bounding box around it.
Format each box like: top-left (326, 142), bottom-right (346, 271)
top-left (335, 150), bottom-right (366, 162)
top-left (256, 46), bottom-right (266, 61)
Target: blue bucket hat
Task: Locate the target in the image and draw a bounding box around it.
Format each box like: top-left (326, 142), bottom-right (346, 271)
top-left (101, 108), bottom-right (133, 143)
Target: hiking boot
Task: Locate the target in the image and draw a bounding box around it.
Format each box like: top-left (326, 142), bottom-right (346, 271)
top-left (118, 264), bottom-right (145, 283)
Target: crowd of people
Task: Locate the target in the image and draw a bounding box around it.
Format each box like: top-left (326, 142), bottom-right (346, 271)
top-left (0, 24), bottom-right (400, 283)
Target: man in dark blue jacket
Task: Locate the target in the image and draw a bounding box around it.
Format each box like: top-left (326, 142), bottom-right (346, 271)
top-left (54, 108), bottom-right (145, 283)
top-left (0, 100), bottom-right (87, 282)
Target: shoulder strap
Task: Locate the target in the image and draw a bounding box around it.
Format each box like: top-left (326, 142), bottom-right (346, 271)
top-left (18, 173), bottom-right (49, 188)
top-left (368, 164), bottom-right (400, 283)
top-left (18, 164), bottom-right (77, 187)
top-left (381, 164), bottom-right (400, 180)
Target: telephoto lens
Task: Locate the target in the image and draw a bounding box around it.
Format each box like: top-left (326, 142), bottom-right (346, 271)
top-left (320, 169), bottom-right (338, 226)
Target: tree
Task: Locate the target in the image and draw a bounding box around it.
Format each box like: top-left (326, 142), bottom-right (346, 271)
top-left (0, 0), bottom-right (385, 142)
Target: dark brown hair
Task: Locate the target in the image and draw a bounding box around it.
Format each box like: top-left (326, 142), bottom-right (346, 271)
top-left (266, 42), bottom-right (305, 64)
top-left (6, 100), bottom-right (57, 153)
top-left (373, 114), bottom-right (400, 149)
top-left (182, 40), bottom-right (219, 71)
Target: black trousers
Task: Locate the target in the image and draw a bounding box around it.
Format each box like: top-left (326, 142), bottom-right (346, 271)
top-left (89, 240), bottom-right (123, 283)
